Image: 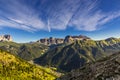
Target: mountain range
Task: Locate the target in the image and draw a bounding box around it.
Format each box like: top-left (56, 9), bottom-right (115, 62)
top-left (37, 35), bottom-right (91, 45)
top-left (0, 34), bottom-right (120, 79)
top-left (34, 37), bottom-right (120, 72)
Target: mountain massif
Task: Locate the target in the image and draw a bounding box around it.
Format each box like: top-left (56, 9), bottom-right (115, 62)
top-left (35, 37), bottom-right (120, 72)
top-left (37, 37), bottom-right (64, 45)
top-left (60, 52), bottom-right (120, 80)
top-left (37, 35), bottom-right (91, 45)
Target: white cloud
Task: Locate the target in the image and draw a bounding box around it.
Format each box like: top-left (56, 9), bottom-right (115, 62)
top-left (0, 0), bottom-right (46, 32)
top-left (0, 0), bottom-right (120, 32)
top-left (68, 0), bottom-right (120, 31)
top-left (0, 18), bottom-right (36, 32)
top-left (98, 11), bottom-right (120, 25)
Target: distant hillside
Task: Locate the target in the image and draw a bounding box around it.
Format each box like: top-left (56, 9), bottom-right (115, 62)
top-left (60, 52), bottom-right (120, 80)
top-left (0, 42), bottom-right (48, 61)
top-left (35, 38), bottom-right (120, 72)
top-left (0, 50), bottom-right (61, 80)
top-left (97, 37), bottom-right (120, 53)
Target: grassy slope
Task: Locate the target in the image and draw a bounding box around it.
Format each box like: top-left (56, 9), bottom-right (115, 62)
top-left (0, 50), bottom-right (61, 80)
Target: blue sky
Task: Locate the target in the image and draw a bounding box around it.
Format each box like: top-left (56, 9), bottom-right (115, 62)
top-left (0, 0), bottom-right (120, 43)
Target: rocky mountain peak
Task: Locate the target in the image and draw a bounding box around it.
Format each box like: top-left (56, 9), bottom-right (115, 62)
top-left (64, 35), bottom-right (91, 43)
top-left (37, 37), bottom-right (64, 45)
top-left (0, 34), bottom-right (13, 42)
top-left (37, 35), bottom-right (91, 45)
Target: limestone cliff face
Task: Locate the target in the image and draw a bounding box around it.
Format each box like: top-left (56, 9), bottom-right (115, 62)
top-left (0, 35), bottom-right (13, 42)
top-left (64, 35), bottom-right (91, 43)
top-left (37, 35), bottom-right (91, 45)
top-left (64, 35), bottom-right (74, 43)
top-left (37, 37), bottom-right (64, 45)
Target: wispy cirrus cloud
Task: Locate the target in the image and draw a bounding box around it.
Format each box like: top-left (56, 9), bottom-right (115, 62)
top-left (0, 0), bottom-right (120, 32)
top-left (0, 0), bottom-right (46, 32)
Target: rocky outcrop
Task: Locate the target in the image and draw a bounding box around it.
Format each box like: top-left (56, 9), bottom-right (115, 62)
top-left (37, 37), bottom-right (64, 45)
top-left (64, 35), bottom-right (91, 43)
top-left (0, 35), bottom-right (13, 42)
top-left (37, 35), bottom-right (91, 45)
